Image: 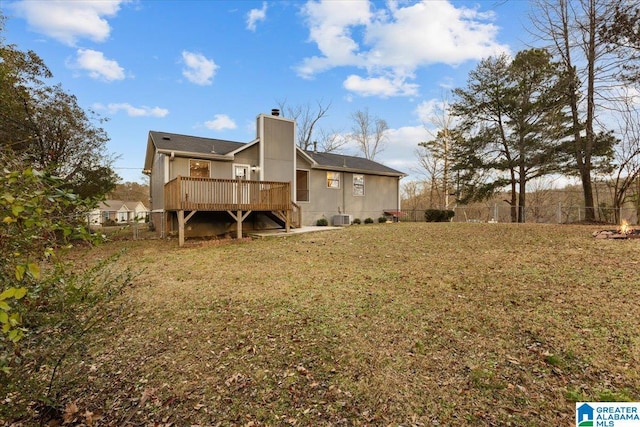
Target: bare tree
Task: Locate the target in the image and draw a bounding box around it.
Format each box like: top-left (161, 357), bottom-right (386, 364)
top-left (401, 180), bottom-right (424, 211)
top-left (529, 0), bottom-right (621, 221)
top-left (416, 94), bottom-right (458, 208)
top-left (275, 99), bottom-right (331, 151)
top-left (605, 91), bottom-right (640, 224)
top-left (350, 108), bottom-right (388, 160)
top-left (314, 127), bottom-right (348, 153)
top-left (413, 145), bottom-right (442, 208)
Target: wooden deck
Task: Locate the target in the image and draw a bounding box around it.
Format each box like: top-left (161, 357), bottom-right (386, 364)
top-left (164, 176), bottom-right (298, 245)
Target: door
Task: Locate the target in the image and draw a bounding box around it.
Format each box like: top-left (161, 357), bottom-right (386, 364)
top-left (233, 164), bottom-right (250, 204)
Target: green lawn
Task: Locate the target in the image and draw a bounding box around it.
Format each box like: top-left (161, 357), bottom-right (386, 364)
top-left (10, 222), bottom-right (640, 425)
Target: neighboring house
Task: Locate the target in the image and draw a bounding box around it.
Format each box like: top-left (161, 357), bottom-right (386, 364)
top-left (87, 200), bottom-right (149, 226)
top-left (143, 110), bottom-right (405, 245)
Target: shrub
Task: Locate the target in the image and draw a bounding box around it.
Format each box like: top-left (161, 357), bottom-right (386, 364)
top-left (0, 153), bottom-right (132, 422)
top-left (378, 216), bottom-right (388, 223)
top-left (352, 218), bottom-right (361, 225)
top-left (424, 209), bottom-right (455, 222)
top-left (364, 217), bottom-right (374, 224)
top-left (316, 218), bottom-right (328, 226)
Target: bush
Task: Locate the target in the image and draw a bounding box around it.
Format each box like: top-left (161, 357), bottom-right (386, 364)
top-left (352, 218), bottom-right (361, 225)
top-left (364, 217), bottom-right (374, 224)
top-left (316, 218), bottom-right (328, 226)
top-left (0, 153), bottom-right (132, 422)
top-left (424, 209), bottom-right (455, 222)
top-left (378, 216), bottom-right (388, 223)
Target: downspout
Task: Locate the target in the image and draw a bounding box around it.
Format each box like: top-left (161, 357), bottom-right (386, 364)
top-left (397, 176), bottom-right (402, 214)
top-left (258, 115), bottom-right (264, 181)
top-left (342, 159), bottom-right (347, 214)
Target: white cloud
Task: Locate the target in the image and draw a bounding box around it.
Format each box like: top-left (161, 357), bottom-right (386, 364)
top-left (9, 0), bottom-right (128, 46)
top-left (71, 49), bottom-right (125, 81)
top-left (382, 125), bottom-right (428, 178)
top-left (246, 2), bottom-right (267, 32)
top-left (93, 102), bottom-right (169, 118)
top-left (415, 99), bottom-right (441, 124)
top-left (343, 74), bottom-right (418, 97)
top-left (181, 51), bottom-right (218, 85)
top-left (297, 0), bottom-right (372, 77)
top-left (297, 0), bottom-right (510, 98)
top-left (204, 114), bottom-right (237, 131)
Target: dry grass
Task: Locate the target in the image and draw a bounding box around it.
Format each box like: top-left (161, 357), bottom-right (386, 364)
top-left (33, 223), bottom-right (640, 425)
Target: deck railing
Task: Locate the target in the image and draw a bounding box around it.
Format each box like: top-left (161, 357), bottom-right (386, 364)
top-left (165, 176), bottom-right (291, 211)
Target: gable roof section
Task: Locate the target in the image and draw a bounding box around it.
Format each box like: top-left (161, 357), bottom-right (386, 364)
top-left (304, 150), bottom-right (405, 177)
top-left (144, 131), bottom-right (244, 171)
top-left (99, 200), bottom-right (148, 212)
top-left (149, 131), bottom-right (244, 155)
top-left (99, 200), bottom-right (125, 211)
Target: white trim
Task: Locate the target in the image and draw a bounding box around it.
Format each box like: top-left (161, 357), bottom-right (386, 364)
top-left (157, 148), bottom-right (232, 161)
top-left (227, 138), bottom-right (259, 156)
top-left (296, 147), bottom-right (317, 166)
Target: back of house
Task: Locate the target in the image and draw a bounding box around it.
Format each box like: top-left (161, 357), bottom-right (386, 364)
top-left (143, 110), bottom-right (405, 242)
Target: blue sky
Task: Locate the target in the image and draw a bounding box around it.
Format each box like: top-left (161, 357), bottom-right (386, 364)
top-left (3, 0), bottom-right (533, 183)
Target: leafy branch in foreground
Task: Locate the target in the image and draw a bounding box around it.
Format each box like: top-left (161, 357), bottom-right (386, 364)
top-left (0, 152), bottom-right (135, 422)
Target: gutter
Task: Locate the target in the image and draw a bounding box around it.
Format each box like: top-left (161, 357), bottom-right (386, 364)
top-left (156, 149), bottom-right (233, 161)
top-left (310, 164), bottom-right (406, 177)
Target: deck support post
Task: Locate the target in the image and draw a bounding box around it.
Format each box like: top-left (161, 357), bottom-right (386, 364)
top-left (227, 210), bottom-right (252, 239)
top-left (177, 210), bottom-right (197, 247)
top-left (285, 209), bottom-right (291, 232)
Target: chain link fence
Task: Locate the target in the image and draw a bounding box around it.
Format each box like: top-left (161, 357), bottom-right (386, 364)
top-left (401, 205), bottom-right (639, 224)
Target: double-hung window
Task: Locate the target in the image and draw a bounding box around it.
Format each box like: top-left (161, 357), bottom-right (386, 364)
top-left (353, 174), bottom-right (365, 196)
top-left (327, 171), bottom-right (340, 189)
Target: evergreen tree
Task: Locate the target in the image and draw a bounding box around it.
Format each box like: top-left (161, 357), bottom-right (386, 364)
top-left (451, 49), bottom-right (573, 222)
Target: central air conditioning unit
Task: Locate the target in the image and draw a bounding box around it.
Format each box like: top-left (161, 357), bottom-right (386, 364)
top-left (332, 214), bottom-right (352, 226)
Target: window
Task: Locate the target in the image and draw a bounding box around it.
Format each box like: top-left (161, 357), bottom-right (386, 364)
top-left (353, 174), bottom-right (365, 196)
top-left (296, 170), bottom-right (310, 201)
top-left (327, 171), bottom-right (340, 189)
top-left (190, 159), bottom-right (210, 178)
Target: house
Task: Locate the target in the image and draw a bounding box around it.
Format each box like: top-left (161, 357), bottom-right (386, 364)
top-left (143, 110), bottom-right (405, 245)
top-left (87, 200), bottom-right (149, 226)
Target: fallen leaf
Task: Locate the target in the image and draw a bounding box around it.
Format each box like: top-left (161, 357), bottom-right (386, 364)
top-left (63, 402), bottom-right (79, 424)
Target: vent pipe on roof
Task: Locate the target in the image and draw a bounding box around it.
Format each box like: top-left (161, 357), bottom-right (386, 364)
top-left (313, 141), bottom-right (318, 153)
top-left (210, 144), bottom-right (216, 154)
top-left (271, 108), bottom-right (280, 116)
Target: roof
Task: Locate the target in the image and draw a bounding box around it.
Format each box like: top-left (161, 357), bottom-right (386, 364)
top-left (148, 131), bottom-right (244, 156)
top-left (145, 130), bottom-right (405, 177)
top-left (99, 200), bottom-right (148, 211)
top-left (303, 150), bottom-right (405, 177)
